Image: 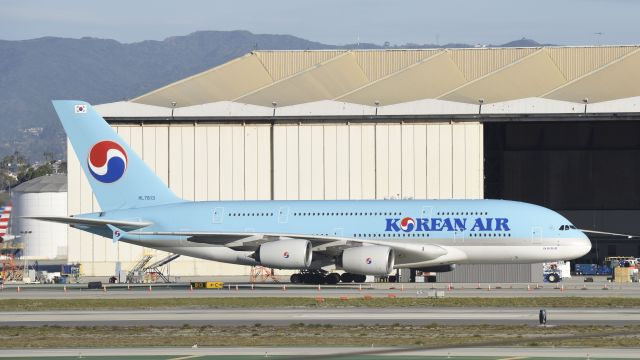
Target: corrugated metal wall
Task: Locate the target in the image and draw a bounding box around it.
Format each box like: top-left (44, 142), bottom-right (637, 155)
top-left (436, 263), bottom-right (544, 283)
top-left (67, 120), bottom-right (484, 276)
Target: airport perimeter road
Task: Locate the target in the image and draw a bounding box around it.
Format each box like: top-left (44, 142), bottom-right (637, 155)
top-left (1, 346), bottom-right (639, 359)
top-left (1, 307), bottom-right (639, 327)
top-left (1, 281), bottom-right (639, 299)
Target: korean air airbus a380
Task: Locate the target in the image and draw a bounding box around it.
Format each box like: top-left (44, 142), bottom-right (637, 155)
top-left (32, 101), bottom-right (592, 284)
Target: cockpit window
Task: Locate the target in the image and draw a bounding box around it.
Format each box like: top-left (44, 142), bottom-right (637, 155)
top-left (559, 225), bottom-right (576, 231)
top-left (569, 225), bottom-right (576, 229)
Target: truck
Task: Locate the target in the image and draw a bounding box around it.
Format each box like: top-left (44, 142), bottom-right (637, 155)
top-left (543, 261), bottom-right (571, 283)
top-left (575, 263), bottom-right (612, 276)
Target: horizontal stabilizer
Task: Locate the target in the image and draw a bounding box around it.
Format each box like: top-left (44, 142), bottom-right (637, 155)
top-left (25, 216), bottom-right (152, 231)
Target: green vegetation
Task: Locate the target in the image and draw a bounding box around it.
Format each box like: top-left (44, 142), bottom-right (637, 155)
top-left (1, 296), bottom-right (640, 311)
top-left (0, 151), bottom-right (65, 192)
top-left (0, 324), bottom-right (638, 349)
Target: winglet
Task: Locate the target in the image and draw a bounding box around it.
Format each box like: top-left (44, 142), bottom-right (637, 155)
top-left (107, 224), bottom-right (126, 243)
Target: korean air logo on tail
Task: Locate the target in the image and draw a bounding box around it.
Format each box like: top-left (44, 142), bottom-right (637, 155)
top-left (87, 141), bottom-right (128, 183)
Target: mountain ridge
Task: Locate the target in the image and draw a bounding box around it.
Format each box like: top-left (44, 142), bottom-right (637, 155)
top-left (0, 30), bottom-right (550, 161)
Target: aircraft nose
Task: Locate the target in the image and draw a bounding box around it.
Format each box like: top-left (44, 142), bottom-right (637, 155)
top-left (571, 231), bottom-right (592, 259)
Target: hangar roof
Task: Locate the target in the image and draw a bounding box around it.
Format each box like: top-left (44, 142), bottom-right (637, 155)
top-left (130, 46), bottom-right (640, 108)
top-left (13, 174), bottom-right (67, 193)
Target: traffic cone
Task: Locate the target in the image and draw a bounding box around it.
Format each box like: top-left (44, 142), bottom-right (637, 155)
top-left (16, 286), bottom-right (20, 293)
top-left (527, 284), bottom-right (531, 291)
top-left (487, 284), bottom-right (491, 291)
top-left (282, 285), bottom-right (287, 291)
top-left (317, 284), bottom-right (321, 291)
top-left (63, 286), bottom-right (67, 293)
top-left (251, 283), bottom-right (255, 290)
top-left (476, 283), bottom-right (481, 289)
top-left (127, 284), bottom-right (131, 291)
top-left (358, 284), bottom-right (362, 291)
top-left (103, 285), bottom-right (107, 292)
top-left (560, 284), bottom-right (564, 292)
top-left (148, 285), bottom-right (152, 292)
top-left (400, 284), bottom-right (404, 292)
top-left (189, 284), bottom-right (193, 292)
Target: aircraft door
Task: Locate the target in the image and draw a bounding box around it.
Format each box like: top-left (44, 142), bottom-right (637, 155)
top-left (531, 227), bottom-right (542, 244)
top-left (278, 206), bottom-right (290, 224)
top-left (454, 230), bottom-right (464, 243)
top-left (212, 207), bottom-right (225, 224)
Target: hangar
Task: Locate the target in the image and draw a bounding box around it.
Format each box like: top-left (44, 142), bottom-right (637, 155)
top-left (66, 46), bottom-right (640, 279)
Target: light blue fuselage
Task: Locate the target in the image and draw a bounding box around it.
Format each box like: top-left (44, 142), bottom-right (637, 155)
top-left (78, 198), bottom-right (591, 268)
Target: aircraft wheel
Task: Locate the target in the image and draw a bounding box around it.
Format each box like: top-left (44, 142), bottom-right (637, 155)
top-left (301, 273), bottom-right (312, 284)
top-left (547, 273), bottom-right (559, 283)
top-left (325, 273), bottom-right (340, 285)
top-left (354, 274), bottom-right (367, 283)
top-left (290, 273), bottom-right (302, 284)
top-left (311, 273), bottom-right (325, 284)
top-left (340, 273), bottom-right (354, 283)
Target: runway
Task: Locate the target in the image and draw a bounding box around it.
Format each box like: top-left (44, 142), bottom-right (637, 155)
top-left (1, 280), bottom-right (639, 299)
top-left (1, 307), bottom-right (638, 326)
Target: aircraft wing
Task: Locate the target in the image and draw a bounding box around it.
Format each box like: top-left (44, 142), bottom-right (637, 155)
top-left (25, 216), bottom-right (152, 231)
top-left (130, 230), bottom-right (448, 262)
top-left (579, 229), bottom-right (638, 239)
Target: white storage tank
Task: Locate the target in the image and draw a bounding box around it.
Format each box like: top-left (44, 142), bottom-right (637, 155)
top-left (11, 174), bottom-right (67, 260)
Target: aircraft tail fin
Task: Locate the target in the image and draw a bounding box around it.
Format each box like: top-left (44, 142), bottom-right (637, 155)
top-left (0, 203), bottom-right (12, 242)
top-left (52, 100), bottom-right (183, 211)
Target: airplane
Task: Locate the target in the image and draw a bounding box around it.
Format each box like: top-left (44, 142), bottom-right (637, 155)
top-left (0, 204), bottom-right (16, 242)
top-left (30, 100), bottom-right (593, 284)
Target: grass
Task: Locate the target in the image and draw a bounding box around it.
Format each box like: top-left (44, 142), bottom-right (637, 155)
top-left (1, 296), bottom-right (640, 311)
top-left (0, 324), bottom-right (638, 349)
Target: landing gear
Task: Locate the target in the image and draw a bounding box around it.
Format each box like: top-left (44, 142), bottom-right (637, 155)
top-left (289, 270), bottom-right (344, 284)
top-left (339, 272), bottom-right (366, 283)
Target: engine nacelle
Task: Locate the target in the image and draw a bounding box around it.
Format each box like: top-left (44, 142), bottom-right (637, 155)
top-left (340, 245), bottom-right (395, 275)
top-left (255, 239), bottom-right (312, 269)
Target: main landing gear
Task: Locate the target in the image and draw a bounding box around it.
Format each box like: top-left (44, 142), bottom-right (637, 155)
top-left (290, 270), bottom-right (366, 284)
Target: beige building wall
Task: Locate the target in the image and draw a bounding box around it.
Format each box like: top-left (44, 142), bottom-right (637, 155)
top-left (67, 121), bottom-right (483, 276)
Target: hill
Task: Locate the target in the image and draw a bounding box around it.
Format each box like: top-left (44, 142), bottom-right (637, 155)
top-left (0, 31), bottom-right (547, 161)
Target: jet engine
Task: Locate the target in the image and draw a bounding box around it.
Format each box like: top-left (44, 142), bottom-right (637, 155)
top-left (339, 245), bottom-right (395, 275)
top-left (254, 239), bottom-right (312, 269)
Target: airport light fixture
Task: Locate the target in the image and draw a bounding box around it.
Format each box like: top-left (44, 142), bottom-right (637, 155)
top-left (272, 101), bottom-right (277, 117)
top-left (583, 98), bottom-right (589, 114)
top-left (374, 100), bottom-right (380, 116)
top-left (478, 98), bottom-right (484, 115)
top-left (170, 101), bottom-right (177, 120)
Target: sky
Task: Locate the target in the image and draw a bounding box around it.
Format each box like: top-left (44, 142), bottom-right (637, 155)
top-left (0, 0), bottom-right (638, 46)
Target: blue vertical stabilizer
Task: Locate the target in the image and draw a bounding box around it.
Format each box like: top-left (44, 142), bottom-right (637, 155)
top-left (52, 100), bottom-right (182, 211)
